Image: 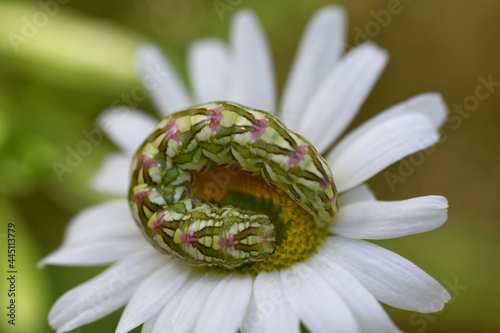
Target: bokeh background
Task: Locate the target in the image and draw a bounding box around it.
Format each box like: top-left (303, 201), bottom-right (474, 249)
top-left (0, 0), bottom-right (499, 332)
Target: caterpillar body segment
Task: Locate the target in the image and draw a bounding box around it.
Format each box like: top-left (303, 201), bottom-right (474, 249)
top-left (129, 101), bottom-right (338, 268)
top-left (148, 205), bottom-right (275, 268)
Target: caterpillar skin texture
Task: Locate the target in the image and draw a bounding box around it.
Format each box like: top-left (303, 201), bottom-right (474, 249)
top-left (129, 101), bottom-right (338, 268)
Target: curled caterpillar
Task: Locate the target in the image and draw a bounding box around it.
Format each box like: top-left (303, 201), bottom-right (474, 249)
top-left (129, 101), bottom-right (338, 268)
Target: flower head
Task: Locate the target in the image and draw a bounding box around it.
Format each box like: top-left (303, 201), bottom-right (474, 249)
top-left (41, 6), bottom-right (450, 333)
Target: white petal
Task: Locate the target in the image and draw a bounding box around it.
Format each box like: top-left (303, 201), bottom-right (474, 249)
top-left (313, 256), bottom-right (401, 333)
top-left (136, 44), bottom-right (192, 116)
top-left (328, 113), bottom-right (439, 192)
top-left (332, 195), bottom-right (448, 239)
top-left (324, 237), bottom-right (451, 312)
top-left (116, 262), bottom-right (191, 333)
top-left (298, 43), bottom-right (388, 152)
top-left (229, 10), bottom-right (276, 112)
top-left (89, 153), bottom-right (130, 196)
top-left (243, 271), bottom-right (300, 333)
top-left (327, 93), bottom-right (448, 168)
top-left (281, 6), bottom-right (346, 129)
top-left (97, 106), bottom-right (157, 156)
top-left (339, 184), bottom-right (376, 206)
top-left (188, 38), bottom-right (230, 104)
top-left (148, 280), bottom-right (195, 332)
top-left (57, 201), bottom-right (140, 241)
top-left (49, 250), bottom-right (165, 332)
top-left (141, 312), bottom-right (159, 333)
top-left (241, 294), bottom-right (259, 333)
top-left (280, 263), bottom-right (359, 333)
top-left (39, 237), bottom-right (145, 268)
top-left (168, 272), bottom-right (224, 332)
top-left (39, 201), bottom-right (145, 267)
top-left (194, 273), bottom-right (252, 333)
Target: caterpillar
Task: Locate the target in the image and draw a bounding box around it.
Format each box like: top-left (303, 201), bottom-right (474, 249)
top-left (129, 101), bottom-right (338, 268)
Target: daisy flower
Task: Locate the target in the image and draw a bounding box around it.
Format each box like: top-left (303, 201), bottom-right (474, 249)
top-left (41, 6), bottom-right (451, 333)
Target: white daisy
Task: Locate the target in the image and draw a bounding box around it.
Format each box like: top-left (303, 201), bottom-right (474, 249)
top-left (41, 6), bottom-right (451, 333)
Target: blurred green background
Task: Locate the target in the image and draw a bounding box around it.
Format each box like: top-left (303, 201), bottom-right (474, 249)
top-left (0, 0), bottom-right (498, 332)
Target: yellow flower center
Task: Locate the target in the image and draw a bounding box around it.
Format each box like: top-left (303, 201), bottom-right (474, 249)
top-left (191, 166), bottom-right (329, 274)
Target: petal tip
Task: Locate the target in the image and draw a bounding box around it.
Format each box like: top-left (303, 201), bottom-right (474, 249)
top-left (37, 258), bottom-right (47, 269)
top-left (189, 37), bottom-right (225, 51)
top-left (232, 8), bottom-right (257, 22)
top-left (317, 4), bottom-right (347, 20)
top-left (412, 92), bottom-right (449, 128)
top-left (135, 42), bottom-right (160, 61)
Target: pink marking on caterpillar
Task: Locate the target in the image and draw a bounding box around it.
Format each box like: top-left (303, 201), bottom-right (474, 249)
top-left (164, 117), bottom-right (181, 143)
top-left (288, 145), bottom-right (307, 167)
top-left (181, 230), bottom-right (196, 248)
top-left (320, 176), bottom-right (331, 190)
top-left (132, 189), bottom-right (153, 204)
top-left (207, 105), bottom-right (223, 133)
top-left (137, 154), bottom-right (159, 169)
top-left (250, 118), bottom-right (269, 141)
top-left (153, 217), bottom-right (164, 237)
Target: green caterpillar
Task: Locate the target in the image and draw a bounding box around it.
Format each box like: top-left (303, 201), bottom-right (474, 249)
top-left (129, 101), bottom-right (338, 268)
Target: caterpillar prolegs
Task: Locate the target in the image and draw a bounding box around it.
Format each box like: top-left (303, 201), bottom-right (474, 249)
top-left (129, 101), bottom-right (338, 268)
